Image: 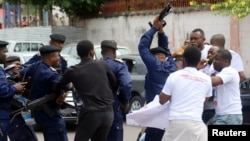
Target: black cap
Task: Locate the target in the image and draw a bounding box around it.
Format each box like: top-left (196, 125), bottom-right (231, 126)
top-left (39, 45), bottom-right (60, 55)
top-left (50, 33), bottom-right (66, 43)
top-left (150, 47), bottom-right (167, 55)
top-left (6, 56), bottom-right (20, 62)
top-left (0, 40), bottom-right (9, 48)
top-left (101, 40), bottom-right (117, 50)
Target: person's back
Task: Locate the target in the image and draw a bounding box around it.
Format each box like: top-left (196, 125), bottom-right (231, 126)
top-left (160, 46), bottom-right (212, 141)
top-left (66, 59), bottom-right (115, 110)
top-left (166, 68), bottom-right (211, 121)
top-left (53, 40), bottom-right (117, 141)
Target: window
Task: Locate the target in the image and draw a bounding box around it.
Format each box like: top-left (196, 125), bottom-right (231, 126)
top-left (22, 43), bottom-right (30, 51)
top-left (14, 43), bottom-right (22, 52)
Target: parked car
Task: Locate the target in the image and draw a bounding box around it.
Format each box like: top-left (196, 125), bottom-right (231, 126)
top-left (6, 40), bottom-right (46, 53)
top-left (239, 77), bottom-right (250, 124)
top-left (61, 43), bottom-right (131, 60)
top-left (118, 54), bottom-right (147, 112)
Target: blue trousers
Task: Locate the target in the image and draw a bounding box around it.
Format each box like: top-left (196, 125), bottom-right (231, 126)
top-left (144, 127), bottom-right (164, 141)
top-left (8, 114), bottom-right (37, 141)
top-left (34, 110), bottom-right (68, 141)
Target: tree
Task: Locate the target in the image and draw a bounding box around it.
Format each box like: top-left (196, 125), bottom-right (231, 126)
top-left (190, 0), bottom-right (250, 19)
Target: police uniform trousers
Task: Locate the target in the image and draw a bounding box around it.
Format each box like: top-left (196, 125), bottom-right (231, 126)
top-left (144, 127), bottom-right (165, 141)
top-left (0, 109), bottom-right (10, 141)
top-left (34, 108), bottom-right (68, 141)
top-left (106, 109), bottom-right (124, 141)
top-left (8, 114), bottom-right (38, 141)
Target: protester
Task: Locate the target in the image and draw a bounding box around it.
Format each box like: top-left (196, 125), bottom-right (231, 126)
top-left (138, 16), bottom-right (176, 141)
top-left (159, 46), bottom-right (212, 141)
top-left (53, 40), bottom-right (117, 141)
top-left (190, 28), bottom-right (211, 60)
top-left (207, 48), bottom-right (243, 125)
top-left (210, 33), bottom-right (246, 83)
top-left (197, 46), bottom-right (220, 123)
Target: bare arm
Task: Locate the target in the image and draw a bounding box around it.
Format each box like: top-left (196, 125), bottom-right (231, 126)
top-left (211, 76), bottom-right (223, 87)
top-left (159, 92), bottom-right (171, 105)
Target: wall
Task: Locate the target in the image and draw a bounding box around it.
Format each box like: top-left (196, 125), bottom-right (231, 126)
top-left (0, 26), bottom-right (51, 44)
top-left (84, 11), bottom-right (250, 76)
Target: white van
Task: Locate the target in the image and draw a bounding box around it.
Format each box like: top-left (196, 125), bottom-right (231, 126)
top-left (6, 40), bottom-right (46, 53)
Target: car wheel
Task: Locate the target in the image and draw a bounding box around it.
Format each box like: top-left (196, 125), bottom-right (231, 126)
top-left (129, 95), bottom-right (144, 112)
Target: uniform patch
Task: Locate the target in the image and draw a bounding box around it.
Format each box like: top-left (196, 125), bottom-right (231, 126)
top-left (114, 59), bottom-right (124, 63)
top-left (50, 67), bottom-right (57, 72)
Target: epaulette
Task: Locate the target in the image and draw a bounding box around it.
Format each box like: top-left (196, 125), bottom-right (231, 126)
top-left (61, 56), bottom-right (67, 62)
top-left (50, 67), bottom-right (57, 72)
top-left (114, 58), bottom-right (124, 63)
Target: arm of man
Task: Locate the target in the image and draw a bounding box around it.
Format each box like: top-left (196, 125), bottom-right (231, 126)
top-left (211, 76), bottom-right (223, 87)
top-left (117, 64), bottom-right (132, 113)
top-left (53, 68), bottom-right (72, 96)
top-left (159, 92), bottom-right (171, 105)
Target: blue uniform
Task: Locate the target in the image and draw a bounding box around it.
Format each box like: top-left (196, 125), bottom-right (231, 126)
top-left (25, 53), bottom-right (67, 74)
top-left (104, 57), bottom-right (132, 141)
top-left (138, 27), bottom-right (176, 141)
top-left (0, 66), bottom-right (17, 141)
top-left (20, 61), bottom-right (68, 141)
top-left (5, 69), bottom-right (38, 141)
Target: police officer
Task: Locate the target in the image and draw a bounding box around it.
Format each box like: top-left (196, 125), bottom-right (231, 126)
top-left (138, 16), bottom-right (176, 141)
top-left (4, 55), bottom-right (38, 141)
top-left (0, 41), bottom-right (26, 141)
top-left (25, 33), bottom-right (67, 74)
top-left (100, 40), bottom-right (132, 141)
top-left (19, 45), bottom-right (68, 141)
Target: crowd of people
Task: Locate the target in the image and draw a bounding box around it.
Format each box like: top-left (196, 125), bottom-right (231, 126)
top-left (0, 15), bottom-right (246, 141)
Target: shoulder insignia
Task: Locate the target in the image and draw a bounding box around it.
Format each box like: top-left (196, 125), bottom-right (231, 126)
top-left (114, 58), bottom-right (124, 63)
top-left (61, 56), bottom-right (67, 61)
top-left (50, 67), bottom-right (57, 72)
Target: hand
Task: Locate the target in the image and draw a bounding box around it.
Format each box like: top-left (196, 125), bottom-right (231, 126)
top-left (153, 16), bottom-right (164, 32)
top-left (14, 82), bottom-right (27, 94)
top-left (56, 92), bottom-right (69, 105)
top-left (121, 103), bottom-right (130, 114)
top-left (197, 59), bottom-right (207, 70)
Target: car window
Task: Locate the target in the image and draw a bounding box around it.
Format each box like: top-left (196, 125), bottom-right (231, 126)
top-left (22, 43), bottom-right (30, 51)
top-left (122, 59), bottom-right (138, 74)
top-left (61, 46), bottom-right (72, 54)
top-left (94, 48), bottom-right (102, 60)
top-left (14, 43), bottom-right (22, 52)
top-left (118, 48), bottom-right (130, 55)
top-left (31, 43), bottom-right (39, 51)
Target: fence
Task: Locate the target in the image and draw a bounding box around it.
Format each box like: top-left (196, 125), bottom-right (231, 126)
top-left (100, 0), bottom-right (225, 14)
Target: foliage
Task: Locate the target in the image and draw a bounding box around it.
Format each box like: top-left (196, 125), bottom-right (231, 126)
top-left (189, 0), bottom-right (250, 19)
top-left (5, 0), bottom-right (114, 18)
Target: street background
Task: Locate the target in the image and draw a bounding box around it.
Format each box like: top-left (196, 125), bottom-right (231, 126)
top-left (35, 123), bottom-right (142, 141)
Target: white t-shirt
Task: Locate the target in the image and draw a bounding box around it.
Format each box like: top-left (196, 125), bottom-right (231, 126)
top-left (229, 49), bottom-right (244, 72)
top-left (162, 67), bottom-right (212, 121)
top-left (201, 44), bottom-right (212, 60)
top-left (214, 67), bottom-right (242, 115)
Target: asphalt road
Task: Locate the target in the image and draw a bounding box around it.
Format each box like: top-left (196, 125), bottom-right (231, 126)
top-left (35, 123), bottom-right (142, 141)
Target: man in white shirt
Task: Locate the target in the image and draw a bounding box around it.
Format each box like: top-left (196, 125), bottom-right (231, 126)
top-left (159, 46), bottom-right (212, 141)
top-left (207, 48), bottom-right (243, 125)
top-left (210, 34), bottom-right (246, 83)
top-left (190, 28), bottom-right (212, 60)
